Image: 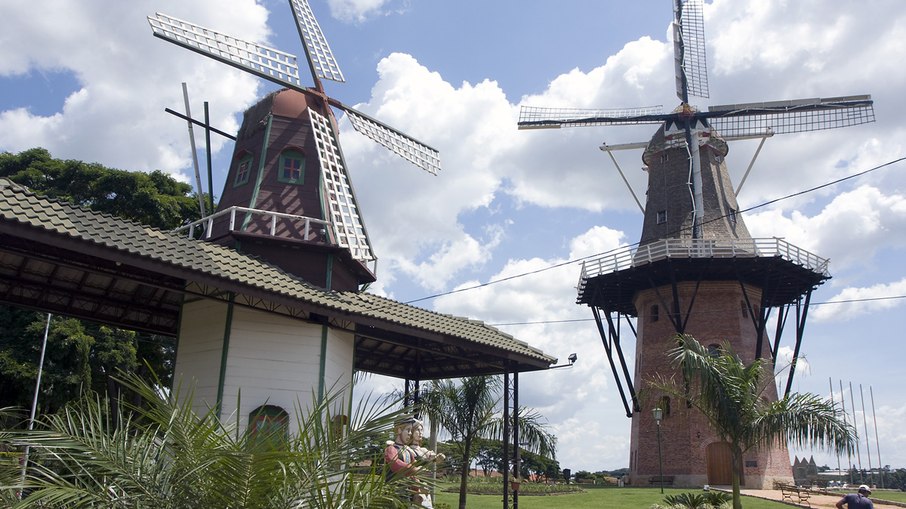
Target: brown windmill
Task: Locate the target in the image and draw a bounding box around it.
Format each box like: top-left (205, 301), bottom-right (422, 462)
top-left (149, 0), bottom-right (441, 292)
top-left (518, 0), bottom-right (874, 488)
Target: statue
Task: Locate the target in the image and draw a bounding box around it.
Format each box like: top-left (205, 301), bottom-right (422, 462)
top-left (384, 416), bottom-right (445, 508)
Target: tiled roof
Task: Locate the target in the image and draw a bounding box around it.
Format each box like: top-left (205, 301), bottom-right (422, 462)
top-left (0, 178), bottom-right (554, 367)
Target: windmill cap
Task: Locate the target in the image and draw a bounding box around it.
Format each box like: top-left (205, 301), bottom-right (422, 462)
top-left (859, 485), bottom-right (871, 494)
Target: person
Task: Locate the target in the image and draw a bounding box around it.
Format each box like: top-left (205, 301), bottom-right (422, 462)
top-left (836, 484), bottom-right (873, 509)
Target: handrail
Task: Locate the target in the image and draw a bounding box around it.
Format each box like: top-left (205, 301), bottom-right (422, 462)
top-left (173, 206), bottom-right (330, 241)
top-left (578, 238), bottom-right (829, 289)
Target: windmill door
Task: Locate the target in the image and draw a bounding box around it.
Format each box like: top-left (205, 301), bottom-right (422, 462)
top-left (706, 442), bottom-right (735, 486)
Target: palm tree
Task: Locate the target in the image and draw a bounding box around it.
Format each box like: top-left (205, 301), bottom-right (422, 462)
top-left (4, 371), bottom-right (410, 509)
top-left (419, 375), bottom-right (556, 509)
top-left (648, 335), bottom-right (854, 509)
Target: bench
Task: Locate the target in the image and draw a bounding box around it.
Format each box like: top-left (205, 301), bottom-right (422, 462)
top-left (776, 483), bottom-right (811, 507)
top-left (649, 476), bottom-right (675, 486)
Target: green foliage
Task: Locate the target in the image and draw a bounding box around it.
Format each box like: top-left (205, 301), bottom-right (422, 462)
top-left (2, 371), bottom-right (412, 508)
top-left (0, 148), bottom-right (197, 417)
top-left (0, 147), bottom-right (202, 229)
top-left (418, 376), bottom-right (557, 509)
top-left (664, 492), bottom-right (710, 509)
top-left (648, 335), bottom-right (856, 509)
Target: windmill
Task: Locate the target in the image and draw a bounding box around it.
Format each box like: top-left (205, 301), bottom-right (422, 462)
top-left (518, 0), bottom-right (874, 488)
top-left (148, 0), bottom-right (441, 291)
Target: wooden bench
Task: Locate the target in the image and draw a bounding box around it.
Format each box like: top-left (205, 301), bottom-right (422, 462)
top-left (777, 483), bottom-right (811, 507)
top-left (649, 475), bottom-right (675, 486)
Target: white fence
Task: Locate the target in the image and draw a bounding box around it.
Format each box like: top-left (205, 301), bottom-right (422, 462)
top-left (579, 237), bottom-right (829, 287)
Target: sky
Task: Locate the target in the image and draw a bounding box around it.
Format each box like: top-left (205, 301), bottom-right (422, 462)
top-left (2, 0), bottom-right (905, 473)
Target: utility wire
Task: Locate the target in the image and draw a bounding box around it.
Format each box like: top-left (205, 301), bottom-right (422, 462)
top-left (488, 294), bottom-right (906, 327)
top-left (404, 155), bottom-right (906, 305)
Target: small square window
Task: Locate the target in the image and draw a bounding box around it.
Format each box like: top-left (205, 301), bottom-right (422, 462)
top-left (233, 155), bottom-right (253, 187)
top-left (278, 150), bottom-right (305, 185)
top-left (656, 210), bottom-right (667, 224)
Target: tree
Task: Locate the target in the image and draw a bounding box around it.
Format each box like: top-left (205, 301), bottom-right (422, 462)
top-left (649, 335), bottom-right (855, 509)
top-left (2, 371), bottom-right (411, 508)
top-left (0, 148), bottom-right (200, 411)
top-left (419, 375), bottom-right (556, 509)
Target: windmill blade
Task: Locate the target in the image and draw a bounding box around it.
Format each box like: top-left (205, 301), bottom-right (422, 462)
top-left (148, 12), bottom-right (303, 90)
top-left (674, 0), bottom-right (709, 101)
top-left (332, 100), bottom-right (442, 175)
top-left (288, 0), bottom-right (345, 85)
top-left (308, 108), bottom-right (375, 262)
top-left (517, 105), bottom-right (667, 130)
top-left (706, 95), bottom-right (875, 137)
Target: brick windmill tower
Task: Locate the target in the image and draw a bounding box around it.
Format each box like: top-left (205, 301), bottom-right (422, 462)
top-left (518, 0), bottom-right (874, 488)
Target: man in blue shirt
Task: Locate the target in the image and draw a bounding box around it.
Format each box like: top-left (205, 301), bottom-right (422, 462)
top-left (836, 484), bottom-right (873, 509)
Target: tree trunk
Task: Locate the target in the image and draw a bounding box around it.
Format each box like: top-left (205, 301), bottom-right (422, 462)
top-left (458, 447), bottom-right (470, 509)
top-left (731, 445), bottom-right (743, 509)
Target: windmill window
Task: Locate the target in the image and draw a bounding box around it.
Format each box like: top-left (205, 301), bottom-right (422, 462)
top-left (659, 396), bottom-right (671, 417)
top-left (708, 343), bottom-right (722, 357)
top-left (248, 404), bottom-right (289, 449)
top-left (741, 300), bottom-right (748, 318)
top-left (656, 210), bottom-right (667, 224)
top-left (278, 149), bottom-right (305, 185)
top-left (728, 208), bottom-right (737, 227)
top-left (650, 304), bottom-right (659, 322)
top-left (233, 154), bottom-right (253, 187)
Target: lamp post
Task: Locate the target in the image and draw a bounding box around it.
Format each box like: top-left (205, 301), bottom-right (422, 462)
top-left (653, 407), bottom-right (664, 494)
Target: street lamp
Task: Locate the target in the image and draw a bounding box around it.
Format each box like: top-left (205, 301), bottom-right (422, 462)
top-left (653, 407), bottom-right (664, 494)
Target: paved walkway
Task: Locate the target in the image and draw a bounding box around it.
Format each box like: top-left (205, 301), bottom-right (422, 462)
top-left (736, 489), bottom-right (904, 509)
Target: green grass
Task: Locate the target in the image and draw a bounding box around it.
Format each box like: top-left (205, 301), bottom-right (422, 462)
top-left (873, 490), bottom-right (906, 503)
top-left (432, 485), bottom-right (797, 509)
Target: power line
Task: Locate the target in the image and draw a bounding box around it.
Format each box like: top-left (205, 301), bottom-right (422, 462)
top-left (404, 155), bottom-right (906, 306)
top-left (487, 294), bottom-right (906, 327)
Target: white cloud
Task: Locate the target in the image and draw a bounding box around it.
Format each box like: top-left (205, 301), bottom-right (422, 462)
top-left (327, 0), bottom-right (393, 23)
top-left (812, 279), bottom-right (906, 323)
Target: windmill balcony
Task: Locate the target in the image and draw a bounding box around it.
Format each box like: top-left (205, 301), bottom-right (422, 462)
top-left (578, 237), bottom-right (829, 295)
top-left (175, 206), bottom-right (330, 243)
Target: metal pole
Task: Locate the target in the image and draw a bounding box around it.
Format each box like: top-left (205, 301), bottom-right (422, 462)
top-left (18, 313), bottom-right (52, 497)
top-left (860, 385), bottom-right (872, 486)
top-left (840, 380), bottom-right (853, 483)
top-left (830, 378), bottom-right (842, 477)
top-left (848, 381), bottom-right (863, 482)
top-left (657, 421), bottom-right (664, 494)
top-left (181, 83), bottom-right (206, 218)
top-left (870, 386), bottom-right (883, 488)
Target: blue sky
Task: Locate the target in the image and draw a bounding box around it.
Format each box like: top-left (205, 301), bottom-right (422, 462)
top-left (2, 0), bottom-right (905, 473)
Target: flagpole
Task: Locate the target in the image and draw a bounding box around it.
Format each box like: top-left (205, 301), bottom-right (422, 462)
top-left (18, 313), bottom-right (52, 498)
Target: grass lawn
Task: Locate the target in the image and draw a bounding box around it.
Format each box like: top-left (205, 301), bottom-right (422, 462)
top-left (433, 485), bottom-right (796, 509)
top-left (873, 490), bottom-right (906, 503)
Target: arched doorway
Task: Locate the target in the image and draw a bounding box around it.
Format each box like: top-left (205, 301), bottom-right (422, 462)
top-left (706, 441), bottom-right (735, 486)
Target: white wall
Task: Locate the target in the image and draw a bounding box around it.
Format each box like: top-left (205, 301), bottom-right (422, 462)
top-left (175, 297), bottom-right (355, 435)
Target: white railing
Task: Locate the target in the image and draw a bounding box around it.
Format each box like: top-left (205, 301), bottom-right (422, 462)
top-left (578, 237), bottom-right (829, 289)
top-left (174, 206), bottom-right (330, 241)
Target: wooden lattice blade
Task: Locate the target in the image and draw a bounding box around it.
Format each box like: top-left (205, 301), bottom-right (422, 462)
top-left (288, 0), bottom-right (345, 84)
top-left (706, 95), bottom-right (875, 137)
top-left (517, 105), bottom-right (667, 130)
top-left (308, 108), bottom-right (375, 263)
top-left (334, 101), bottom-right (442, 175)
top-left (148, 13), bottom-right (303, 90)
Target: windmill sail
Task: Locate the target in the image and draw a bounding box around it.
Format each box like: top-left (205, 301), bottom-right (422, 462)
top-left (674, 0), bottom-right (709, 100)
top-left (148, 13), bottom-right (303, 89)
top-left (517, 105), bottom-right (665, 129)
top-left (289, 0), bottom-right (345, 84)
top-left (706, 95), bottom-right (875, 137)
top-left (309, 108), bottom-right (374, 262)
